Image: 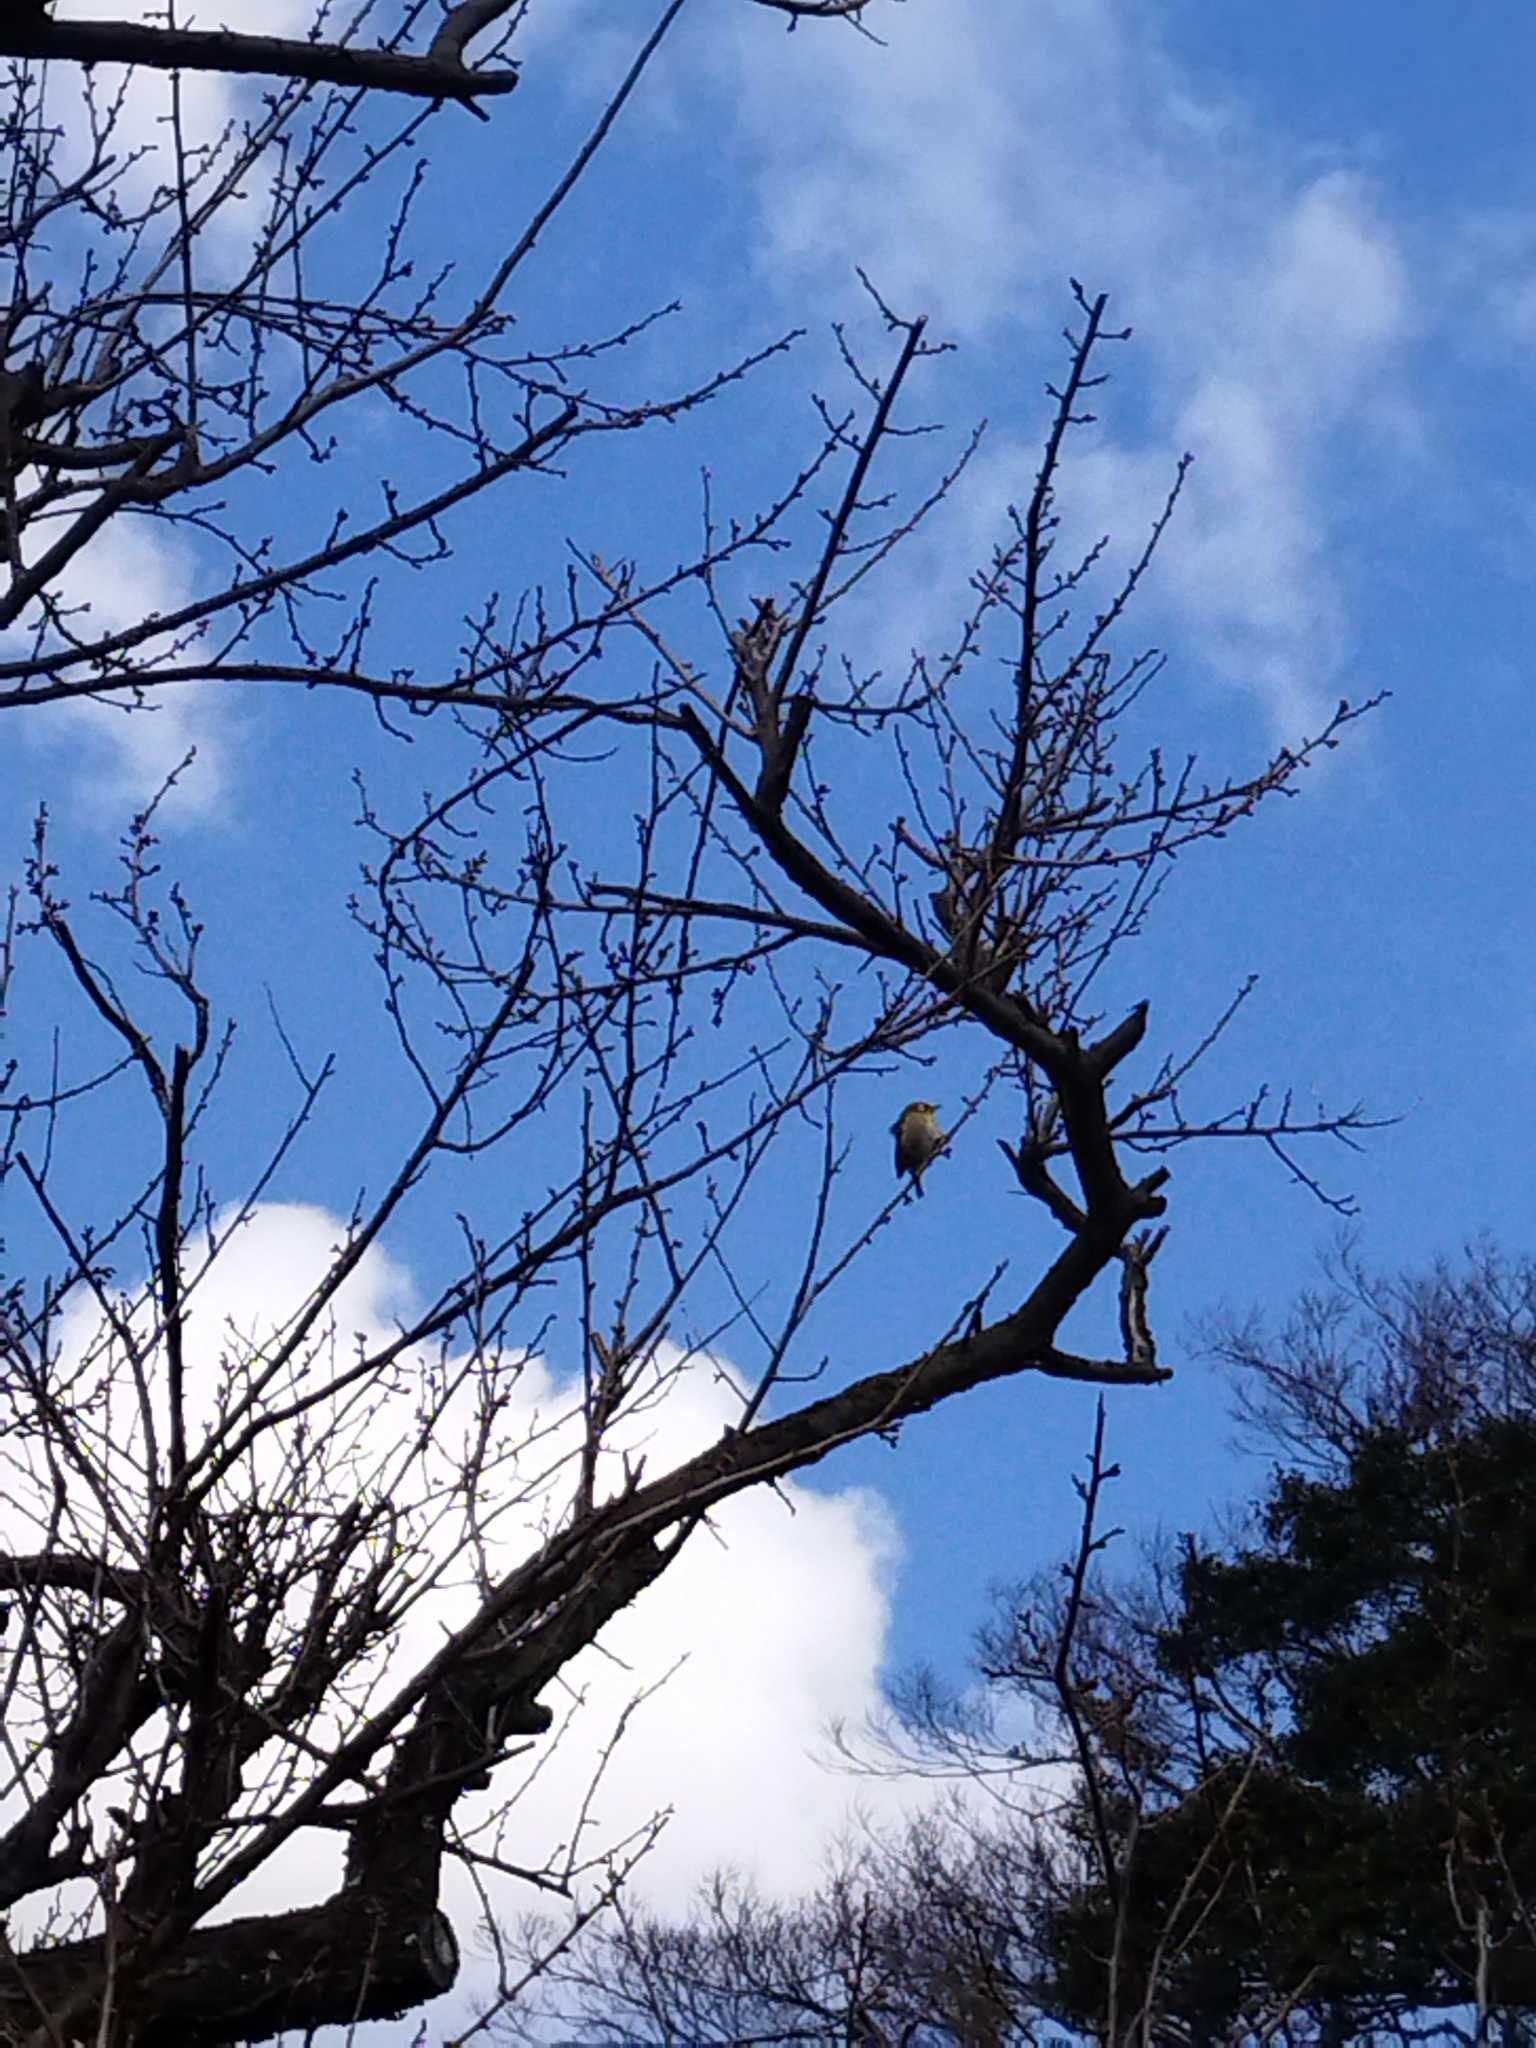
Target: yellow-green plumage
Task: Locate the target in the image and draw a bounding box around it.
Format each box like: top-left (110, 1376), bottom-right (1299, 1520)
top-left (892, 1100), bottom-right (944, 1196)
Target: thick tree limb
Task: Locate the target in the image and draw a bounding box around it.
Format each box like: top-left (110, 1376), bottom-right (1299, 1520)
top-left (0, 14), bottom-right (519, 105)
top-left (0, 1895), bottom-right (458, 2046)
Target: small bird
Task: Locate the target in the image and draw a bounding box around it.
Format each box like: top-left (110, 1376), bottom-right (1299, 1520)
top-left (892, 1100), bottom-right (945, 1197)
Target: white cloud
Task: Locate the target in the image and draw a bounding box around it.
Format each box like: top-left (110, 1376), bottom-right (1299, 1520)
top-left (7, 513), bottom-right (234, 818)
top-left (1259, 173), bottom-right (1408, 364)
top-left (497, 1434), bottom-right (902, 1911)
top-left (25, 1202), bottom-right (913, 1956)
top-left (705, 0), bottom-right (1417, 734)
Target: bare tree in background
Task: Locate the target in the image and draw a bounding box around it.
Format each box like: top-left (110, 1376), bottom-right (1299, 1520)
top-left (535, 1261), bottom-right (1536, 2046)
top-left (508, 1408), bottom-right (1301, 2047)
top-left (0, 12), bottom-right (1377, 2040)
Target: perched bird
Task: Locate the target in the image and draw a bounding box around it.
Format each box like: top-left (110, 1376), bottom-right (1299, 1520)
top-left (892, 1100), bottom-right (945, 1197)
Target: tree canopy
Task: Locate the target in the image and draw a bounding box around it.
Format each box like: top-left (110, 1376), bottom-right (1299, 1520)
top-left (1048, 1407), bottom-right (1536, 2036)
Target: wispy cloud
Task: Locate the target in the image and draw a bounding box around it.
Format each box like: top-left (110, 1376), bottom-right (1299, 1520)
top-left (7, 515), bottom-right (233, 819)
top-left (705, 0), bottom-right (1420, 731)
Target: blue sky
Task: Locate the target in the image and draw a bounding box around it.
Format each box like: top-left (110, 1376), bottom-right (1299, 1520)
top-left (6, 0), bottom-right (1536, 2016)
